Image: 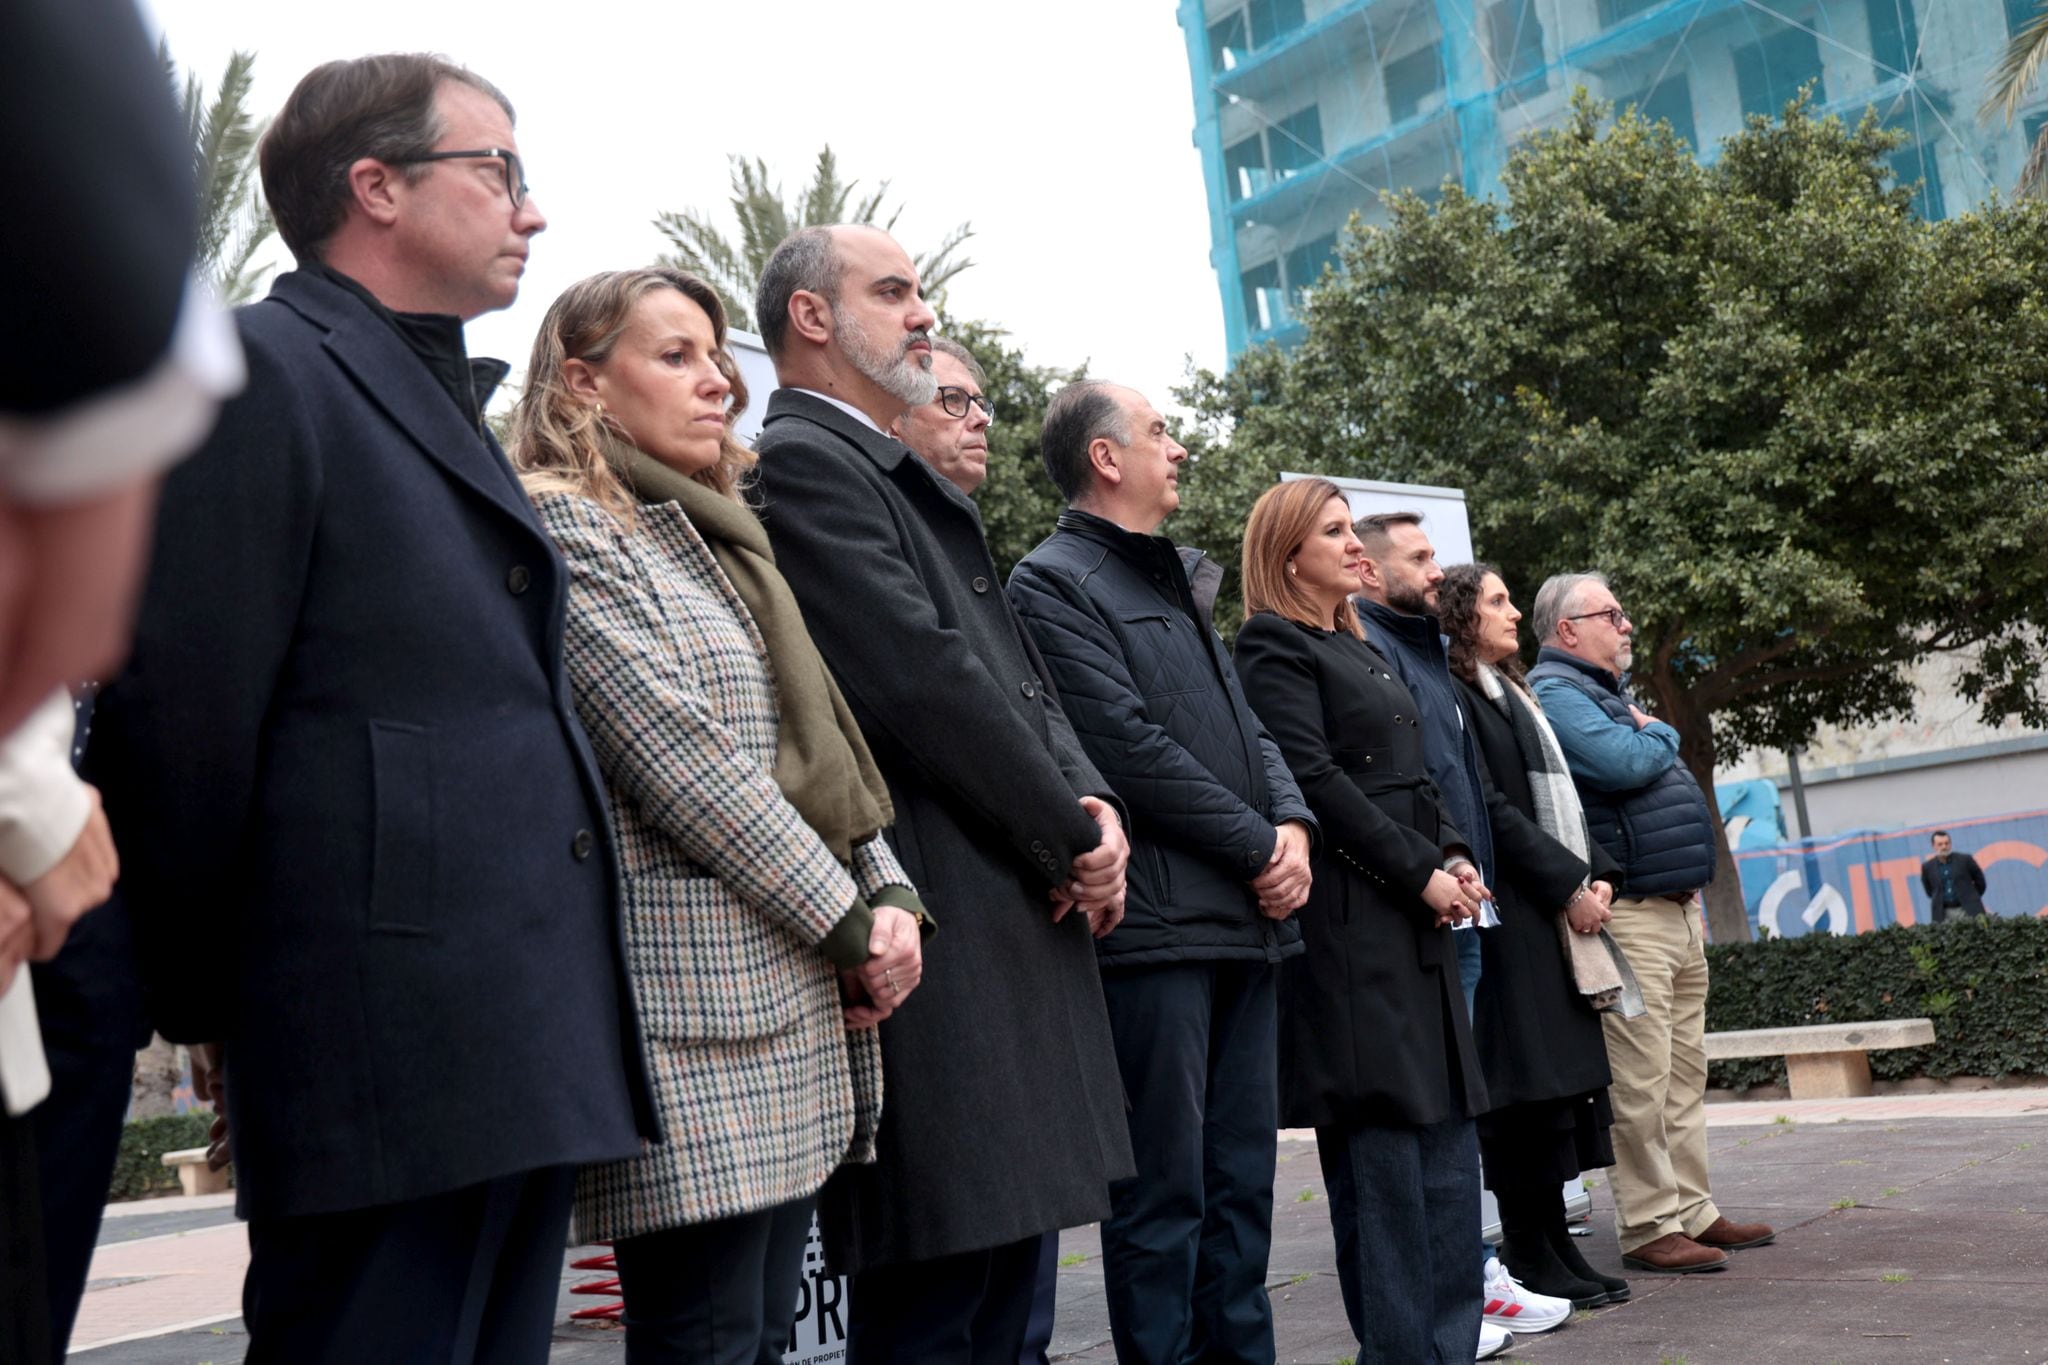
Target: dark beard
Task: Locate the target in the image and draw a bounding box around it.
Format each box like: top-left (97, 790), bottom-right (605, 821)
top-left (1386, 582), bottom-right (1436, 617)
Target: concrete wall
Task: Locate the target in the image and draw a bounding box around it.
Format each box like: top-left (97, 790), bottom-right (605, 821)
top-left (1758, 737), bottom-right (2048, 837)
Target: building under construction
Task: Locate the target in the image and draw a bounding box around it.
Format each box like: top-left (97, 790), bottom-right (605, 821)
top-left (1178, 0), bottom-right (2041, 355)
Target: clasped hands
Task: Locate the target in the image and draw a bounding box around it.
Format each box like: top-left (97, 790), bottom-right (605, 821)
top-left (1566, 879), bottom-right (1615, 935)
top-left (0, 787), bottom-right (119, 994)
top-left (1421, 858), bottom-right (1493, 929)
top-left (839, 904), bottom-right (924, 1030)
top-left (1049, 796), bottom-right (1127, 940)
top-left (1250, 820), bottom-right (1312, 920)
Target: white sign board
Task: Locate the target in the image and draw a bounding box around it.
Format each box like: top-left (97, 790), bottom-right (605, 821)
top-left (730, 328), bottom-right (778, 448)
top-left (783, 1210), bottom-right (849, 1363)
top-left (1280, 473), bottom-right (1476, 569)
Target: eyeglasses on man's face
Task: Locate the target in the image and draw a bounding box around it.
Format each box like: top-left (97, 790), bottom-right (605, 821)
top-left (391, 148), bottom-right (527, 209)
top-left (1565, 607), bottom-right (1631, 631)
top-left (935, 386), bottom-right (994, 421)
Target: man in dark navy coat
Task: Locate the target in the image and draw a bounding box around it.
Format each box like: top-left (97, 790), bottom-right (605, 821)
top-left (85, 55), bottom-right (654, 1363)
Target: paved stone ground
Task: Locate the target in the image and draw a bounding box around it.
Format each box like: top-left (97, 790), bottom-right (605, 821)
top-left (67, 1090), bottom-right (2048, 1363)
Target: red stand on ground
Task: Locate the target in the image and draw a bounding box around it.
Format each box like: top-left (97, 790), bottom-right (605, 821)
top-left (569, 1246), bottom-right (624, 1322)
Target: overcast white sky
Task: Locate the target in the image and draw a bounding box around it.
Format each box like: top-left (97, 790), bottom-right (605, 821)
top-left (137, 0), bottom-right (1230, 410)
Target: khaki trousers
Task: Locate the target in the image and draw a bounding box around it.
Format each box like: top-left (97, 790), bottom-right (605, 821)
top-left (1599, 895), bottom-right (1721, 1254)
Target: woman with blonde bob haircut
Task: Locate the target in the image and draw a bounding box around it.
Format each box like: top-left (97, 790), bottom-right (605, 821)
top-left (1232, 478), bottom-right (1496, 1361)
top-left (511, 267), bottom-right (930, 1365)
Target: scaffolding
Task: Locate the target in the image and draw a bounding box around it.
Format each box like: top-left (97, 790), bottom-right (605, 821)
top-left (1178, 0), bottom-right (2041, 356)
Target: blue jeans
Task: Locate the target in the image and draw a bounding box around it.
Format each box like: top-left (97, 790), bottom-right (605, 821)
top-left (1454, 925), bottom-right (1482, 1016)
top-left (1316, 1116), bottom-right (1482, 1363)
top-left (1455, 928), bottom-right (1488, 1267)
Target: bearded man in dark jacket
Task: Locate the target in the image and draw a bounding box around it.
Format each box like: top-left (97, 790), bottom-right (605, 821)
top-left (1008, 382), bottom-right (1315, 1365)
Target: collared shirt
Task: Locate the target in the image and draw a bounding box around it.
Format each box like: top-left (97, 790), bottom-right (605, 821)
top-left (1939, 858), bottom-right (1959, 905)
top-left (790, 387), bottom-right (886, 436)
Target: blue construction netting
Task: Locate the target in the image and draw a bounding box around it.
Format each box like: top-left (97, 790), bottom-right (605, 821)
top-left (1179, 0), bottom-right (2037, 355)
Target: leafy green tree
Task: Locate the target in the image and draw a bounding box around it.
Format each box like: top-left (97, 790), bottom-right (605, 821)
top-left (941, 322), bottom-right (1249, 591)
top-left (657, 147), bottom-right (974, 333)
top-left (164, 47), bottom-right (276, 305)
top-left (1183, 91), bottom-right (2048, 942)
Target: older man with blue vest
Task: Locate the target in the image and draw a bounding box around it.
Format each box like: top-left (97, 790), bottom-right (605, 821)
top-left (1526, 572), bottom-right (1773, 1276)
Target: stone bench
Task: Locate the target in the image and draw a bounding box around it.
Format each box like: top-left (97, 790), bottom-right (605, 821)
top-left (160, 1146), bottom-right (230, 1197)
top-left (1705, 1018), bottom-right (1936, 1100)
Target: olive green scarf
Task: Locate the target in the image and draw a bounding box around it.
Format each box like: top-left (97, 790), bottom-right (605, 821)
top-left (609, 436), bottom-right (893, 861)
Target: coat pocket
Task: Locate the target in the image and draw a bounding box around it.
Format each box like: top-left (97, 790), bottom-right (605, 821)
top-left (620, 875), bottom-right (810, 1043)
top-left (366, 720), bottom-right (436, 935)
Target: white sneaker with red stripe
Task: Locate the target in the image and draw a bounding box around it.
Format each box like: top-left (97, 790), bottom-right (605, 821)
top-left (1476, 1321), bottom-right (1515, 1360)
top-left (1482, 1255), bottom-right (1572, 1334)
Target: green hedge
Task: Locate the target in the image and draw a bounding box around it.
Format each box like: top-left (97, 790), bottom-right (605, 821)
top-left (1705, 913), bottom-right (2048, 1092)
top-left (109, 1112), bottom-right (216, 1201)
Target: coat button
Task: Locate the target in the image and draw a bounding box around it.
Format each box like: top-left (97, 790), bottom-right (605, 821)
top-left (972, 576), bottom-right (990, 594)
top-left (1021, 680), bottom-right (1038, 700)
top-left (570, 829), bottom-right (595, 861)
top-left (507, 565), bottom-right (531, 595)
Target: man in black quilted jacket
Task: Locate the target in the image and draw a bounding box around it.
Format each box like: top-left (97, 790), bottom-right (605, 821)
top-left (1007, 381), bottom-right (1317, 1365)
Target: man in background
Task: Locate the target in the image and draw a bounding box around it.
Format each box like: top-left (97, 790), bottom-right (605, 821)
top-left (1920, 830), bottom-right (1988, 922)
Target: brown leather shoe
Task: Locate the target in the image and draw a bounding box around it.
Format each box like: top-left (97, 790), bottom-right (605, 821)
top-left (1694, 1215), bottom-right (1777, 1250)
top-left (1620, 1232), bottom-right (1729, 1274)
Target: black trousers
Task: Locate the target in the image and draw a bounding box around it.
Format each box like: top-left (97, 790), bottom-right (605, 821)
top-left (848, 1235), bottom-right (1041, 1365)
top-left (1018, 1230), bottom-right (1057, 1364)
top-left (1098, 960), bottom-right (1280, 1365)
top-left (242, 1165), bottom-right (575, 1365)
top-left (2, 1110), bottom-right (52, 1365)
top-left (611, 1194), bottom-right (815, 1365)
top-left (31, 1031), bottom-right (135, 1357)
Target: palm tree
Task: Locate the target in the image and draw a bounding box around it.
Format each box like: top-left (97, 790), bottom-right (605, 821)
top-left (1985, 9), bottom-right (2048, 195)
top-left (163, 46), bottom-right (277, 304)
top-left (655, 146), bottom-right (974, 332)
top-left (123, 52), bottom-right (279, 1122)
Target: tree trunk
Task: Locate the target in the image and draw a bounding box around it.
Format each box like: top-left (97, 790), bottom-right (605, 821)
top-left (1647, 675), bottom-right (1753, 944)
top-left (128, 1035), bottom-right (185, 1119)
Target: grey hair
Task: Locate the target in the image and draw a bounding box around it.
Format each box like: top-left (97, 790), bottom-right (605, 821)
top-left (755, 226), bottom-right (842, 358)
top-left (931, 336), bottom-right (987, 389)
top-left (1531, 571), bottom-right (1610, 645)
top-left (1040, 381), bottom-right (1132, 502)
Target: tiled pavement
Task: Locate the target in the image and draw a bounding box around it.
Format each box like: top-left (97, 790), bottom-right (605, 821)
top-left (67, 1088), bottom-right (2048, 1362)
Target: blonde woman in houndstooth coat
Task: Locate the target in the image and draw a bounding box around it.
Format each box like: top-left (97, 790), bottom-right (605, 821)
top-left (511, 267), bottom-right (930, 1365)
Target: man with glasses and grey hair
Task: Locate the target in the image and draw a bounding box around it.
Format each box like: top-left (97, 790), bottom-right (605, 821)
top-left (890, 336), bottom-right (995, 497)
top-left (1527, 573), bottom-right (1773, 1277)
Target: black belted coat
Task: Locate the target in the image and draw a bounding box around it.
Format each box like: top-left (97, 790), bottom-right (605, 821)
top-left (1232, 612), bottom-right (1486, 1130)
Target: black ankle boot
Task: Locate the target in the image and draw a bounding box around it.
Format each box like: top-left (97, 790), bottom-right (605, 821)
top-left (1500, 1228), bottom-right (1611, 1308)
top-left (1546, 1220), bottom-right (1631, 1302)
